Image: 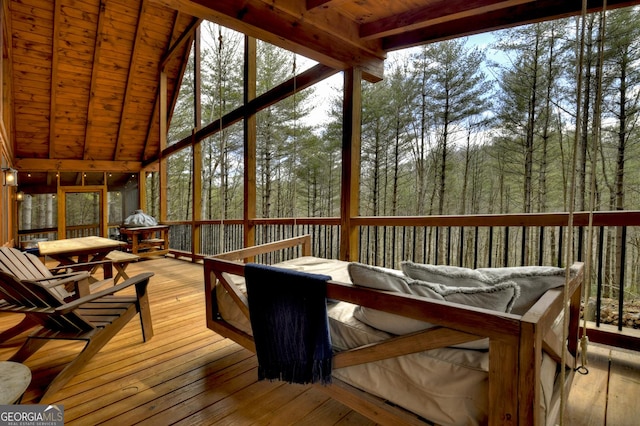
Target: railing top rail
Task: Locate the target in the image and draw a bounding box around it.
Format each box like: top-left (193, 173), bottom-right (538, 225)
top-left (354, 211), bottom-right (640, 227)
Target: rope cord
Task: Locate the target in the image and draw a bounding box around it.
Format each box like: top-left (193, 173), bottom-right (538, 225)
top-left (560, 0), bottom-right (588, 421)
top-left (218, 27), bottom-right (226, 253)
top-left (580, 0), bottom-right (608, 375)
top-left (291, 53), bottom-right (298, 237)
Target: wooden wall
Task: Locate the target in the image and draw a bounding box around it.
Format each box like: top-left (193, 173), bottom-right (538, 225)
top-left (1, 0), bottom-right (16, 246)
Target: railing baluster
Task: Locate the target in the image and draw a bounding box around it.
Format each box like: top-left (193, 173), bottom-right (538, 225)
top-left (538, 227), bottom-right (545, 266)
top-left (618, 226), bottom-right (627, 331)
top-left (596, 226), bottom-right (605, 327)
top-left (473, 227), bottom-right (479, 269)
top-left (446, 226), bottom-right (452, 265)
top-left (504, 227), bottom-right (510, 267)
top-left (459, 227), bottom-right (464, 267)
top-left (521, 226), bottom-right (526, 266)
top-left (557, 226), bottom-right (563, 268)
top-left (488, 227), bottom-right (493, 268)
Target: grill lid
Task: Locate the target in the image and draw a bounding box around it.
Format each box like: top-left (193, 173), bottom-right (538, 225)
top-left (123, 209), bottom-right (158, 228)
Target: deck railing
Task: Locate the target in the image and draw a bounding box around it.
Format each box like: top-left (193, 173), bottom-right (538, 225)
top-left (162, 212), bottom-right (640, 336)
top-left (18, 211), bottom-right (640, 346)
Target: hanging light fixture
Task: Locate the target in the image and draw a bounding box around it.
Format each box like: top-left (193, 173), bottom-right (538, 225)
top-left (2, 168), bottom-right (18, 186)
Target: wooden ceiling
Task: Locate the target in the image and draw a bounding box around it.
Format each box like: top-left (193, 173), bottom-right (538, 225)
top-left (10, 0), bottom-right (197, 190)
top-left (9, 0), bottom-right (639, 190)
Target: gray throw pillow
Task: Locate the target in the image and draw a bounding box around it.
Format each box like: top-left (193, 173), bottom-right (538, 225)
top-left (348, 263), bottom-right (520, 350)
top-left (478, 266), bottom-right (570, 315)
top-left (401, 261), bottom-right (489, 287)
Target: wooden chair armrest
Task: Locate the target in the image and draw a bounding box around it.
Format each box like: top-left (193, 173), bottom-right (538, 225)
top-left (55, 272), bottom-right (154, 314)
top-left (49, 259), bottom-right (113, 273)
top-left (33, 271), bottom-right (91, 286)
top-left (34, 272), bottom-right (92, 298)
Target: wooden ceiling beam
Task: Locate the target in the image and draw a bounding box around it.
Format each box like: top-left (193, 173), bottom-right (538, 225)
top-left (83, 0), bottom-right (108, 160)
top-left (154, 63), bottom-right (339, 163)
top-left (14, 158), bottom-right (142, 173)
top-left (48, 0), bottom-right (61, 159)
top-left (306, 0), bottom-right (334, 10)
top-left (360, 0), bottom-right (533, 40)
top-left (160, 16), bottom-right (203, 71)
top-left (114, 0), bottom-right (147, 161)
top-left (382, 0), bottom-right (640, 50)
top-left (142, 11), bottom-right (189, 162)
top-left (149, 0), bottom-right (385, 81)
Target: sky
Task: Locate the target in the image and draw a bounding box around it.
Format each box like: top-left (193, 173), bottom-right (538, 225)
top-left (300, 31), bottom-right (503, 128)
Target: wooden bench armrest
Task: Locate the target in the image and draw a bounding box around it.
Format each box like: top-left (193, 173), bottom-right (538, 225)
top-left (211, 235), bottom-right (312, 261)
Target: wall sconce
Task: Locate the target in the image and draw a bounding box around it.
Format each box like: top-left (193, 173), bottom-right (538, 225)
top-left (2, 168), bottom-right (18, 186)
top-left (16, 191), bottom-right (24, 201)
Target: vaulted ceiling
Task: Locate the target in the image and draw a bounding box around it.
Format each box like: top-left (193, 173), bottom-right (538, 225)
top-left (10, 0), bottom-right (196, 190)
top-left (9, 0), bottom-right (638, 191)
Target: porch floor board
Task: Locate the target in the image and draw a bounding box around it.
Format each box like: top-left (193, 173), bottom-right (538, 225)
top-left (1, 257), bottom-right (637, 425)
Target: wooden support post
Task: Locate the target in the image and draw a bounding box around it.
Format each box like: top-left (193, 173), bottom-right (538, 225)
top-left (56, 174), bottom-right (65, 238)
top-left (244, 35), bottom-right (257, 249)
top-left (139, 170), bottom-right (147, 213)
top-left (159, 71), bottom-right (168, 224)
top-left (192, 130), bottom-right (202, 260)
top-left (192, 26), bottom-right (202, 261)
top-left (340, 67), bottom-right (362, 262)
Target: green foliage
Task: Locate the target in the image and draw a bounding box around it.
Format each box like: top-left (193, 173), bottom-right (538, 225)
top-left (167, 10), bottom-right (640, 221)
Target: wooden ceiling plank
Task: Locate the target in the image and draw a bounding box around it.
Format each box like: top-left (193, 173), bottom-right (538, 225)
top-left (83, 0), bottom-right (108, 160)
top-left (306, 0), bottom-right (334, 11)
top-left (114, 0), bottom-right (147, 161)
top-left (48, 0), bottom-right (61, 159)
top-left (382, 0), bottom-right (640, 51)
top-left (360, 0), bottom-right (533, 40)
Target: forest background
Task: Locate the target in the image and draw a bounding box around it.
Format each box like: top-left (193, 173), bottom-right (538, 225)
top-left (17, 7), bottom-right (640, 312)
top-left (162, 7), bottom-right (640, 226)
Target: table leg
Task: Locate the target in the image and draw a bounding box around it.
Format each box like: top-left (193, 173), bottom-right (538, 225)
top-left (113, 263), bottom-right (130, 284)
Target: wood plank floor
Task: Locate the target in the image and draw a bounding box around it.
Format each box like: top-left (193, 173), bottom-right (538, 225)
top-left (1, 257), bottom-right (639, 425)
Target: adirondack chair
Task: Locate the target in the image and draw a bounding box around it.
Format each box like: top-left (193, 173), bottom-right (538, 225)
top-left (0, 269), bottom-right (154, 402)
top-left (0, 246), bottom-right (102, 341)
top-left (0, 246), bottom-right (99, 300)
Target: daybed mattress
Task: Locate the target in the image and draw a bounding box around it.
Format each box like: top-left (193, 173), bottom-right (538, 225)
top-left (215, 256), bottom-right (558, 425)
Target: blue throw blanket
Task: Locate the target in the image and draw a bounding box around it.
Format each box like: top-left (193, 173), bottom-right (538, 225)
top-left (245, 263), bottom-right (333, 384)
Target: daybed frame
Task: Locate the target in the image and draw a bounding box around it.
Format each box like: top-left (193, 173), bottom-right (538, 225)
top-left (203, 235), bottom-right (584, 426)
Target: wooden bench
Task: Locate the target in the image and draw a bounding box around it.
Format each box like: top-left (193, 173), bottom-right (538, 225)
top-left (106, 250), bottom-right (140, 284)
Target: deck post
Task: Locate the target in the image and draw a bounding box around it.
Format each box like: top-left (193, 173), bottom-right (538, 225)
top-left (244, 35), bottom-right (257, 250)
top-left (340, 67), bottom-right (362, 262)
top-left (159, 71), bottom-right (168, 225)
top-left (192, 26), bottom-right (202, 261)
